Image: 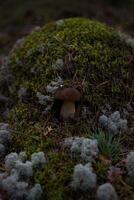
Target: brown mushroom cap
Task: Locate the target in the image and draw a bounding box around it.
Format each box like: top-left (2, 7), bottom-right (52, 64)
top-left (54, 88), bottom-right (81, 101)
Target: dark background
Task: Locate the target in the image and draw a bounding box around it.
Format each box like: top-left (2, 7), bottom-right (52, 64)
top-left (0, 0), bottom-right (134, 54)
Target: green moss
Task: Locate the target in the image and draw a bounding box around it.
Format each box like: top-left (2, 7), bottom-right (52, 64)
top-left (8, 18), bottom-right (134, 199)
top-left (34, 151), bottom-right (75, 200)
top-left (95, 161), bottom-right (109, 182)
top-left (9, 105), bottom-right (77, 200)
top-left (9, 17), bottom-right (133, 107)
top-left (8, 102), bottom-right (95, 199)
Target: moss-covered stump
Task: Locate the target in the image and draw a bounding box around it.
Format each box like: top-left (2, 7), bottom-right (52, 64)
top-left (7, 18), bottom-right (134, 199)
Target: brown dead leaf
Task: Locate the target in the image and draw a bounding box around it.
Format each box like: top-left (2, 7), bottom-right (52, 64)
top-left (43, 126), bottom-right (53, 137)
top-left (99, 154), bottom-right (111, 165)
top-left (107, 166), bottom-right (123, 183)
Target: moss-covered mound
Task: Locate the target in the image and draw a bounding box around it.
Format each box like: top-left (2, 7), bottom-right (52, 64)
top-left (9, 17), bottom-right (133, 107)
top-left (7, 18), bottom-right (134, 200)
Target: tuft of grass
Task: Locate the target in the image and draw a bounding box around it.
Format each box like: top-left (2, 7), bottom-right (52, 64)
top-left (91, 130), bottom-right (122, 164)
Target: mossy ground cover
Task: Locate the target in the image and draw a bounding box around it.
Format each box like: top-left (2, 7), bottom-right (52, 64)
top-left (9, 18), bottom-right (133, 106)
top-left (4, 18), bottom-right (134, 199)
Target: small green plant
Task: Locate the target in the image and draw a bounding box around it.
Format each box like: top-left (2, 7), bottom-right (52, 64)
top-left (91, 130), bottom-right (121, 164)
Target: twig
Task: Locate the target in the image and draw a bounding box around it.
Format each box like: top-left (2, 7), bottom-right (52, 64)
top-left (96, 81), bottom-right (109, 88)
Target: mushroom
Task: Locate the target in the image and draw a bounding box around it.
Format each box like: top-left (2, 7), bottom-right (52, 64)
top-left (55, 88), bottom-right (81, 119)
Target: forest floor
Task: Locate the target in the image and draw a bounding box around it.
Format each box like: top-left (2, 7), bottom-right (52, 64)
top-left (0, 1), bottom-right (134, 200)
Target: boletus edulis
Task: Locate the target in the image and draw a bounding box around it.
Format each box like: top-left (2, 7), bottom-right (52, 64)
top-left (54, 88), bottom-right (81, 119)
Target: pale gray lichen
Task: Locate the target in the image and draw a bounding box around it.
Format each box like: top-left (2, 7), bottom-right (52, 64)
top-left (99, 115), bottom-right (109, 128)
top-left (0, 129), bottom-right (11, 144)
top-left (81, 138), bottom-right (99, 162)
top-left (52, 58), bottom-right (64, 70)
top-left (0, 123), bottom-right (9, 130)
top-left (107, 121), bottom-right (118, 135)
top-left (122, 108), bottom-right (129, 119)
top-left (26, 45), bottom-right (45, 58)
top-left (15, 160), bottom-right (33, 179)
top-left (15, 180), bottom-right (28, 190)
top-left (0, 151), bottom-right (46, 199)
top-left (64, 137), bottom-right (99, 162)
top-left (28, 184), bottom-right (42, 200)
top-left (116, 119), bottom-right (128, 131)
top-left (5, 152), bottom-right (19, 170)
top-left (2, 170), bottom-right (19, 192)
top-left (11, 38), bottom-right (25, 52)
top-left (30, 65), bottom-right (43, 74)
top-left (109, 111), bottom-right (120, 123)
top-left (31, 152), bottom-right (47, 168)
top-left (70, 137), bottom-right (84, 156)
top-left (36, 92), bottom-right (52, 105)
top-left (42, 104), bottom-right (53, 115)
top-left (63, 137), bottom-right (74, 148)
top-left (36, 45), bottom-right (46, 54)
top-left (126, 151), bottom-right (134, 183)
top-left (46, 77), bottom-right (63, 94)
top-left (0, 123), bottom-right (10, 145)
top-left (31, 26), bottom-right (41, 33)
top-left (18, 151), bottom-right (27, 162)
top-left (84, 162), bottom-right (93, 171)
top-left (96, 183), bottom-right (118, 200)
top-left (71, 163), bottom-right (97, 191)
top-left (0, 123), bottom-right (11, 158)
top-left (1, 170), bottom-right (42, 200)
top-left (56, 19), bottom-right (64, 26)
top-left (18, 87), bottom-right (27, 102)
top-left (0, 143), bottom-right (6, 158)
top-left (10, 189), bottom-right (29, 200)
top-left (81, 106), bottom-right (92, 119)
top-left (0, 172), bottom-right (7, 189)
top-left (99, 111), bottom-right (128, 135)
top-left (118, 31), bottom-right (134, 49)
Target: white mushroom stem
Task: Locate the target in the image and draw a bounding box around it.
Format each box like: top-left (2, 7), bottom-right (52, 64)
top-left (60, 101), bottom-right (75, 119)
